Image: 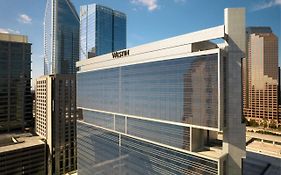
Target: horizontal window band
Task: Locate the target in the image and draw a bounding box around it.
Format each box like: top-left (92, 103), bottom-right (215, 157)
top-left (77, 120), bottom-right (222, 161)
top-left (78, 107), bottom-right (220, 132)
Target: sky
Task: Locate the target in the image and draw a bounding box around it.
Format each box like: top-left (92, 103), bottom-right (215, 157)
top-left (0, 0), bottom-right (280, 87)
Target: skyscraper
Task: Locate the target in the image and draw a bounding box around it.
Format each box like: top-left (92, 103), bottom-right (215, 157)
top-left (0, 33), bottom-right (32, 132)
top-left (41, 1), bottom-right (79, 174)
top-left (76, 8), bottom-right (246, 175)
top-left (35, 74), bottom-right (77, 175)
top-left (44, 0), bottom-right (79, 75)
top-left (80, 4), bottom-right (126, 59)
top-left (243, 27), bottom-right (279, 127)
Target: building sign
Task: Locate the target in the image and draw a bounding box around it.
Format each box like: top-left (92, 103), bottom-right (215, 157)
top-left (112, 50), bottom-right (130, 58)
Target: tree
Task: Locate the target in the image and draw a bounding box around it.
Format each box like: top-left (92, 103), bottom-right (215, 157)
top-left (269, 120), bottom-right (277, 129)
top-left (261, 118), bottom-right (268, 128)
top-left (248, 119), bottom-right (259, 127)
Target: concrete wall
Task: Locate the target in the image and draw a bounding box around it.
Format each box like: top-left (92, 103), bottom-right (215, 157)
top-left (223, 8), bottom-right (246, 175)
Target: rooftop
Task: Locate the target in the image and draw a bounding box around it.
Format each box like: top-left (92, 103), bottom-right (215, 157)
top-left (247, 140), bottom-right (281, 159)
top-left (197, 147), bottom-right (225, 160)
top-left (0, 33), bottom-right (28, 43)
top-left (0, 133), bottom-right (45, 153)
top-left (246, 131), bottom-right (281, 143)
top-left (244, 151), bottom-right (281, 175)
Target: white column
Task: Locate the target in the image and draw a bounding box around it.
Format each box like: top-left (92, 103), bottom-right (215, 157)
top-left (223, 8), bottom-right (246, 175)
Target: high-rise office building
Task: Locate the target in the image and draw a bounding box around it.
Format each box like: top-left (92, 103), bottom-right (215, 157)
top-left (243, 27), bottom-right (279, 127)
top-left (44, 0), bottom-right (80, 75)
top-left (76, 8), bottom-right (246, 175)
top-left (43, 1), bottom-right (79, 173)
top-left (0, 33), bottom-right (32, 132)
top-left (35, 74), bottom-right (77, 175)
top-left (0, 133), bottom-right (46, 175)
top-left (80, 4), bottom-right (126, 59)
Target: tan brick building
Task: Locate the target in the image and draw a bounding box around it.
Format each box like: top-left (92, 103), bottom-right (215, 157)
top-left (243, 27), bottom-right (280, 127)
top-left (35, 74), bottom-right (77, 175)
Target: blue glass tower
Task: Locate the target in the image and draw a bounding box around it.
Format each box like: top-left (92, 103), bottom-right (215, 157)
top-left (80, 4), bottom-right (126, 60)
top-left (44, 0), bottom-right (79, 75)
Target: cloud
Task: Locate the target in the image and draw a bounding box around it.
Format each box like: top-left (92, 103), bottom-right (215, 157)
top-left (253, 0), bottom-right (281, 11)
top-left (174, 0), bottom-right (186, 4)
top-left (18, 14), bottom-right (32, 24)
top-left (131, 33), bottom-right (145, 41)
top-left (130, 0), bottom-right (158, 11)
top-left (0, 28), bottom-right (20, 34)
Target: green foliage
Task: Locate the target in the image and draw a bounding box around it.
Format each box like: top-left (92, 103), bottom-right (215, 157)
top-left (268, 120), bottom-right (277, 129)
top-left (261, 118), bottom-right (268, 128)
top-left (255, 130), bottom-right (281, 136)
top-left (247, 119), bottom-right (259, 127)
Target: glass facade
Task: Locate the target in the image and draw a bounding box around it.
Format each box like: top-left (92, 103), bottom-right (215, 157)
top-left (44, 0), bottom-right (52, 75)
top-left (44, 0), bottom-right (79, 75)
top-left (82, 110), bottom-right (190, 151)
top-left (113, 11), bottom-right (126, 52)
top-left (80, 4), bottom-right (96, 60)
top-left (78, 54), bottom-right (219, 128)
top-left (0, 39), bottom-right (32, 132)
top-left (79, 4), bottom-right (126, 60)
top-left (77, 122), bottom-right (218, 175)
top-left (77, 53), bottom-right (221, 175)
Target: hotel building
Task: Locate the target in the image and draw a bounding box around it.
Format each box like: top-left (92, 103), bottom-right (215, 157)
top-left (243, 27), bottom-right (279, 127)
top-left (76, 8), bottom-right (246, 175)
top-left (80, 4), bottom-right (126, 59)
top-left (35, 74), bottom-right (77, 175)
